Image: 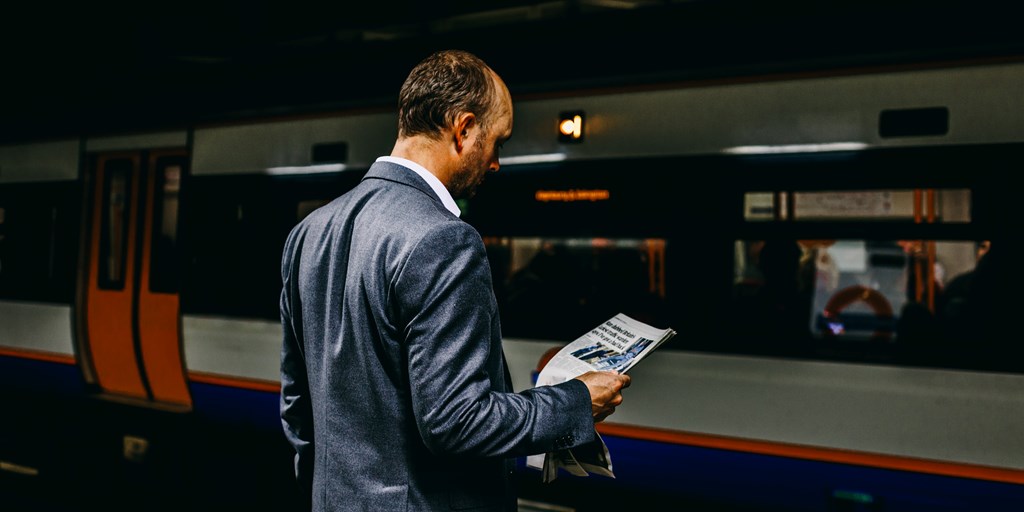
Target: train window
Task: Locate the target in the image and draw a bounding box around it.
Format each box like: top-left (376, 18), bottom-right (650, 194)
top-left (150, 157), bottom-right (185, 293)
top-left (181, 175), bottom-right (279, 319)
top-left (734, 183), bottom-right (978, 349)
top-left (732, 239), bottom-right (982, 346)
top-left (99, 159), bottom-right (133, 290)
top-left (181, 170), bottom-right (365, 320)
top-left (464, 157), bottom-right (717, 348)
top-left (485, 236), bottom-right (670, 341)
top-left (0, 183), bottom-right (79, 303)
top-left (719, 143), bottom-right (1024, 372)
top-left (743, 189), bottom-right (971, 222)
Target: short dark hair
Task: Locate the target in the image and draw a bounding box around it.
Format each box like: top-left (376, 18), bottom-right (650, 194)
top-left (397, 50), bottom-right (498, 139)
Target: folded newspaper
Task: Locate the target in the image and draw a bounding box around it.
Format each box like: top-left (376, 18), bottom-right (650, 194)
top-left (527, 313), bottom-right (676, 482)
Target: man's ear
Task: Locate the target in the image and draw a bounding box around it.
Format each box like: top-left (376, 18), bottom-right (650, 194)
top-left (452, 112), bottom-right (476, 153)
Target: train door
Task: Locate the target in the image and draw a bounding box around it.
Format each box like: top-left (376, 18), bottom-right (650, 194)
top-left (76, 149), bottom-right (191, 409)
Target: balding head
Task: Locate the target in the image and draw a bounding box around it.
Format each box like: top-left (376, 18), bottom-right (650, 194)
top-left (397, 50), bottom-right (507, 140)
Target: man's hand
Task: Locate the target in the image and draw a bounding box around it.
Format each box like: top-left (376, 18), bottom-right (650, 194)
top-left (575, 370), bottom-right (631, 423)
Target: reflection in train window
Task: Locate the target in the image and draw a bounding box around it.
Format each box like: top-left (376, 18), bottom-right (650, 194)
top-left (743, 189), bottom-right (971, 222)
top-left (484, 237), bottom-right (668, 341)
top-left (732, 239), bottom-right (982, 345)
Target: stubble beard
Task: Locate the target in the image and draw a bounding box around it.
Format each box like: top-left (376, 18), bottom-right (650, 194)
top-left (450, 139), bottom-right (489, 200)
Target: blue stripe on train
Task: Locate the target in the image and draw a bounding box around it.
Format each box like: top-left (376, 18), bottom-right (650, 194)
top-left (189, 380), bottom-right (283, 433)
top-left (0, 354), bottom-right (85, 396)
top-left (518, 434), bottom-right (1024, 511)
top-left (0, 355), bottom-right (281, 436)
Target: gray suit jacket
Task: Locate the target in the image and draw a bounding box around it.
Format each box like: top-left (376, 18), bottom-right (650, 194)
top-left (280, 161), bottom-right (594, 511)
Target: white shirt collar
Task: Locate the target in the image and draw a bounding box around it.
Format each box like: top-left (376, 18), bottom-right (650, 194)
top-left (376, 156), bottom-right (461, 217)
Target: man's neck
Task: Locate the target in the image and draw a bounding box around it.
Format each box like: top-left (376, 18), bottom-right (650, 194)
top-left (391, 136), bottom-right (453, 188)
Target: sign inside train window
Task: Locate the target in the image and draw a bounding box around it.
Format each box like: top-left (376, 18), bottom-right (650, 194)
top-left (744, 189), bottom-right (971, 222)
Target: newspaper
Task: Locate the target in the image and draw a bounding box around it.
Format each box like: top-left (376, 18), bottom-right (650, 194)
top-left (526, 313), bottom-right (676, 482)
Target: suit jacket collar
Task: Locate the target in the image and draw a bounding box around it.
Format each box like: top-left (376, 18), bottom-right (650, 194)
top-left (364, 160), bottom-right (436, 197)
top-left (364, 160), bottom-right (461, 213)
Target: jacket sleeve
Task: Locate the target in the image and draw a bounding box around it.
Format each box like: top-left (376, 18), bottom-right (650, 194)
top-left (279, 228), bottom-right (314, 503)
top-left (393, 220), bottom-right (594, 457)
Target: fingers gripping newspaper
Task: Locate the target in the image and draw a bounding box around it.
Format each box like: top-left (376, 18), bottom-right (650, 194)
top-left (527, 313), bottom-right (676, 483)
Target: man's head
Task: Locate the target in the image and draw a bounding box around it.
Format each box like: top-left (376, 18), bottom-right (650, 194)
top-left (396, 50), bottom-right (512, 199)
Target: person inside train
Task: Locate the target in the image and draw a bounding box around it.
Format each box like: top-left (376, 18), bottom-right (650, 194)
top-left (961, 238), bottom-right (1013, 359)
top-left (501, 239), bottom-right (589, 340)
top-left (732, 238), bottom-right (814, 353)
top-left (502, 238), bottom-right (662, 341)
top-left (278, 49), bottom-right (630, 511)
top-left (935, 239), bottom-right (994, 347)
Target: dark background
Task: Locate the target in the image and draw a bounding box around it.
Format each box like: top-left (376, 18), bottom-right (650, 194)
top-left (2, 0), bottom-right (1022, 145)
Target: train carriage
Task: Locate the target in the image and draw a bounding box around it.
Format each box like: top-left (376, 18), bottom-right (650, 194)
top-left (1, 60), bottom-right (1023, 511)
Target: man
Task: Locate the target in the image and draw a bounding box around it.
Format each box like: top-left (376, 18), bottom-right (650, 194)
top-left (280, 49), bottom-right (630, 511)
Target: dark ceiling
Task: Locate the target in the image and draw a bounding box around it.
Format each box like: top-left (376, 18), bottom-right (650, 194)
top-left (2, 0), bottom-right (1022, 145)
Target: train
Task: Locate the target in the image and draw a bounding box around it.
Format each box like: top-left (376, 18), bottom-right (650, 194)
top-left (2, 58), bottom-right (1023, 511)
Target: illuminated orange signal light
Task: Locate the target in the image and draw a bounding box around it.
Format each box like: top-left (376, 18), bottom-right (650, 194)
top-left (558, 111), bottom-right (584, 142)
top-left (559, 119), bottom-right (577, 136)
